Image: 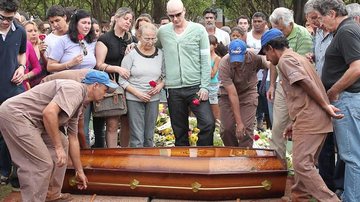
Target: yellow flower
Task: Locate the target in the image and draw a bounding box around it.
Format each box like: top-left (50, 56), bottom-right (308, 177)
top-left (193, 127), bottom-right (200, 133)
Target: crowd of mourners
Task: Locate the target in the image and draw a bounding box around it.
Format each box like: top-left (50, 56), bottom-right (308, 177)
top-left (1, 0), bottom-right (360, 201)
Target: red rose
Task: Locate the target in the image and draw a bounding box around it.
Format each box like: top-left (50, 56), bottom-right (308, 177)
top-left (254, 134), bottom-right (260, 141)
top-left (39, 34), bottom-right (46, 41)
top-left (149, 80), bottom-right (157, 88)
top-left (192, 98), bottom-right (200, 106)
top-left (77, 33), bottom-right (84, 41)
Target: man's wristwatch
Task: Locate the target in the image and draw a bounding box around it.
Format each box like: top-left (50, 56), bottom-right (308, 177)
top-left (18, 64), bottom-right (26, 71)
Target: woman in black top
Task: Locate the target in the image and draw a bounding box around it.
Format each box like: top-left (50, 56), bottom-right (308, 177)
top-left (95, 7), bottom-right (134, 148)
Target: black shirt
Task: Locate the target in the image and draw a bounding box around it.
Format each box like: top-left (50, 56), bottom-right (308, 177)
top-left (0, 22), bottom-right (26, 102)
top-left (322, 18), bottom-right (360, 92)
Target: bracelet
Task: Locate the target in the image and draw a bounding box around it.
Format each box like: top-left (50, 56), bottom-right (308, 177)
top-left (65, 63), bottom-right (69, 70)
top-left (18, 64), bottom-right (26, 71)
top-left (103, 64), bottom-right (109, 72)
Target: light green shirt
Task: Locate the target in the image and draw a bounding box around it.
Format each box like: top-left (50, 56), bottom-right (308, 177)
top-left (157, 22), bottom-right (211, 90)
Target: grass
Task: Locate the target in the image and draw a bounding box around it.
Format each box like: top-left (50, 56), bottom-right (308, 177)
top-left (0, 184), bottom-right (12, 200)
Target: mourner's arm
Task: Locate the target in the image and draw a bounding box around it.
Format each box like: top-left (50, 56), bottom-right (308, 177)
top-left (43, 102), bottom-right (67, 167)
top-left (327, 60), bottom-right (360, 102)
top-left (267, 63), bottom-right (278, 101)
top-left (95, 41), bottom-right (130, 80)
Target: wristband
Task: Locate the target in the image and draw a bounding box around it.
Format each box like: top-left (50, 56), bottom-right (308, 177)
top-left (18, 64), bottom-right (26, 71)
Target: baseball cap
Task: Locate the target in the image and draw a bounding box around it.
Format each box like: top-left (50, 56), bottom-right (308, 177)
top-left (259, 28), bottom-right (284, 55)
top-left (229, 39), bottom-right (247, 63)
top-left (82, 70), bottom-right (119, 93)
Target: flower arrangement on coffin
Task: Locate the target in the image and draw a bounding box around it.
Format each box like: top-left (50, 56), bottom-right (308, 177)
top-left (153, 104), bottom-right (224, 147)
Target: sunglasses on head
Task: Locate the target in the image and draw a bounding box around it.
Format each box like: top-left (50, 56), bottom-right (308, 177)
top-left (168, 11), bottom-right (183, 19)
top-left (0, 14), bottom-right (14, 22)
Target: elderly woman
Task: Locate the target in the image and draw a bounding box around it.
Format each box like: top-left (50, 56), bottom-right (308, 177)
top-left (47, 9), bottom-right (96, 72)
top-left (120, 23), bottom-right (165, 147)
top-left (95, 7), bottom-right (135, 148)
top-left (218, 39), bottom-right (269, 147)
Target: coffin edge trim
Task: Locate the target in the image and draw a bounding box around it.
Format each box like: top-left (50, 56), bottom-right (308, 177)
top-left (69, 177), bottom-right (272, 192)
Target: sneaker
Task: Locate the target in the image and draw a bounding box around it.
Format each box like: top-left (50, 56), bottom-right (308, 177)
top-left (46, 193), bottom-right (73, 202)
top-left (0, 175), bottom-right (8, 185)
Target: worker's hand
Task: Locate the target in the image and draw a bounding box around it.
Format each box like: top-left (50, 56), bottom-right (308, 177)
top-left (76, 170), bottom-right (88, 190)
top-left (55, 147), bottom-right (67, 167)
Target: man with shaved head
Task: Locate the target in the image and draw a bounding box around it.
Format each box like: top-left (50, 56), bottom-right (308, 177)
top-left (157, 0), bottom-right (215, 146)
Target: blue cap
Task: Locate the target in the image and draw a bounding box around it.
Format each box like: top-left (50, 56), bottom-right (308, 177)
top-left (229, 39), bottom-right (247, 63)
top-left (82, 70), bottom-right (119, 93)
top-left (259, 28), bottom-right (284, 55)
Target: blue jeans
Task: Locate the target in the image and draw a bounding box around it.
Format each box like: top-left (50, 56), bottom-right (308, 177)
top-left (332, 91), bottom-right (360, 202)
top-left (167, 86), bottom-right (215, 146)
top-left (0, 134), bottom-right (11, 177)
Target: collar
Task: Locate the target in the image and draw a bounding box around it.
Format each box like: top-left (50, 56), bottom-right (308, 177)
top-left (286, 23), bottom-right (298, 40)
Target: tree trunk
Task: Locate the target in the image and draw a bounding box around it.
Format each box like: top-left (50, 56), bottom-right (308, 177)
top-left (152, 0), bottom-right (166, 24)
top-left (293, 0), bottom-right (306, 25)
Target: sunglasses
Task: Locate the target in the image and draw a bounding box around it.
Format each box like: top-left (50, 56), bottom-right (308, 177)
top-left (168, 11), bottom-right (183, 19)
top-left (0, 14), bottom-right (14, 22)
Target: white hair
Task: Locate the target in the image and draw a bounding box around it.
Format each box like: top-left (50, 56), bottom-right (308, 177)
top-left (346, 3), bottom-right (360, 18)
top-left (269, 7), bottom-right (294, 27)
top-left (304, 0), bottom-right (316, 15)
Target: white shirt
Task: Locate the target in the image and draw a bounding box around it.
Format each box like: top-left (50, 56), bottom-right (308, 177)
top-left (215, 28), bottom-right (230, 46)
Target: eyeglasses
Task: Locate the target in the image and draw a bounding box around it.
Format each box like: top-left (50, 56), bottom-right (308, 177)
top-left (168, 11), bottom-right (183, 19)
top-left (0, 14), bottom-right (14, 22)
top-left (142, 37), bottom-right (157, 43)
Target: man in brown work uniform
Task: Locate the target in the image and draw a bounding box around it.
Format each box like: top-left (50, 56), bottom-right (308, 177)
top-left (218, 39), bottom-right (269, 147)
top-left (41, 68), bottom-right (89, 201)
top-left (259, 28), bottom-right (342, 202)
top-left (0, 70), bottom-right (118, 202)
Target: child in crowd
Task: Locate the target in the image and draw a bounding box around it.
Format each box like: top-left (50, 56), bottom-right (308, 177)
top-left (208, 35), bottom-right (221, 122)
top-left (230, 26), bottom-right (247, 42)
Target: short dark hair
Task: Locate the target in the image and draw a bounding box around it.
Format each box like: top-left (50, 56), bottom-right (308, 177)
top-left (65, 6), bottom-right (77, 23)
top-left (0, 0), bottom-right (19, 12)
top-left (68, 9), bottom-right (95, 44)
top-left (203, 7), bottom-right (217, 18)
top-left (252, 12), bottom-right (267, 21)
top-left (160, 16), bottom-right (170, 22)
top-left (231, 26), bottom-right (246, 36)
top-left (236, 15), bottom-right (250, 24)
top-left (263, 36), bottom-right (289, 52)
top-left (46, 5), bottom-right (66, 19)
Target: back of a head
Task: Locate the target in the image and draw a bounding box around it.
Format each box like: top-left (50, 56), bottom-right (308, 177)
top-left (0, 0), bottom-right (19, 12)
top-left (269, 7), bottom-right (294, 26)
top-left (346, 3), bottom-right (360, 18)
top-left (46, 5), bottom-right (66, 19)
top-left (312, 0), bottom-right (348, 17)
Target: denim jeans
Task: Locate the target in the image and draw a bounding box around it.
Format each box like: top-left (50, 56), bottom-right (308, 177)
top-left (167, 86), bottom-right (215, 146)
top-left (332, 91), bottom-right (360, 202)
top-left (0, 134), bottom-right (11, 177)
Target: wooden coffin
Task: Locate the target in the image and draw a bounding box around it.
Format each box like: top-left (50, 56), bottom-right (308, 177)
top-left (63, 147), bottom-right (288, 200)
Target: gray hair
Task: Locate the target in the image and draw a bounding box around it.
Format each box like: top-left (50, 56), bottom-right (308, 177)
top-left (136, 22), bottom-right (158, 38)
top-left (346, 3), bottom-right (360, 18)
top-left (313, 0), bottom-right (347, 17)
top-left (269, 7), bottom-right (294, 27)
top-left (304, 0), bottom-right (316, 15)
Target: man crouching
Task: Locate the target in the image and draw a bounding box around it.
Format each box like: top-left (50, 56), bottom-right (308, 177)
top-left (0, 70), bottom-right (118, 202)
